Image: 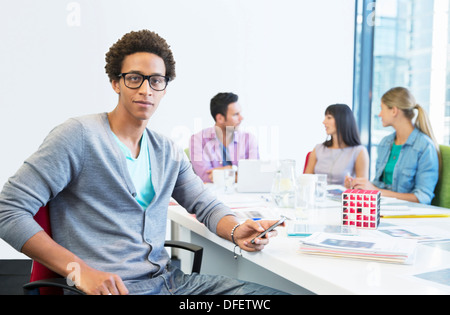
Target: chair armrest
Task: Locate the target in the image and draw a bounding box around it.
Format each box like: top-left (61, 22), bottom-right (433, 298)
top-left (164, 240), bottom-right (203, 274)
top-left (23, 240), bottom-right (203, 295)
top-left (23, 278), bottom-right (85, 295)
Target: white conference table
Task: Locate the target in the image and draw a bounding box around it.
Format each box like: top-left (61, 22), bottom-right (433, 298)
top-left (168, 188), bottom-right (450, 295)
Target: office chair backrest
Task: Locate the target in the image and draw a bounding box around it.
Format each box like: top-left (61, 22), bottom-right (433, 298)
top-left (30, 205), bottom-right (63, 294)
top-left (303, 152), bottom-right (311, 173)
top-left (432, 145), bottom-right (450, 209)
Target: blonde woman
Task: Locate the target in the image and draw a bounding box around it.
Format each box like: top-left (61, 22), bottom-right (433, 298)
top-left (346, 87), bottom-right (440, 204)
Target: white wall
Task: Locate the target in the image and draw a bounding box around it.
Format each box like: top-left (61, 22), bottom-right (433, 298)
top-left (0, 0), bottom-right (355, 187)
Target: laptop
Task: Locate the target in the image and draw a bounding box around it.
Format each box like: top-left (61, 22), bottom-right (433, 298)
top-left (237, 160), bottom-right (278, 193)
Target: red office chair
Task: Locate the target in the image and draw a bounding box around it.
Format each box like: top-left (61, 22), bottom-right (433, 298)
top-left (22, 206), bottom-right (83, 295)
top-left (23, 205), bottom-right (203, 295)
top-left (303, 151), bottom-right (312, 173)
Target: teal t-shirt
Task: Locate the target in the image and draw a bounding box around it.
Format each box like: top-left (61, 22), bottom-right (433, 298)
top-left (383, 143), bottom-right (402, 186)
top-left (112, 131), bottom-right (155, 209)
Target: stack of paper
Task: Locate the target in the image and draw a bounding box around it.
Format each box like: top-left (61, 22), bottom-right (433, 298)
top-left (299, 232), bottom-right (417, 264)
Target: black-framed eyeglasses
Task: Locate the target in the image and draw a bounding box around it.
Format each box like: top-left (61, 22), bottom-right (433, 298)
top-left (118, 73), bottom-right (169, 91)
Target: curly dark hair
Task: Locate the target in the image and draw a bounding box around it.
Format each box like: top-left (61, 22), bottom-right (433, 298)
top-left (105, 30), bottom-right (176, 82)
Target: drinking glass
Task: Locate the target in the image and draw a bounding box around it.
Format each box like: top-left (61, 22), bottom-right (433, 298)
top-left (315, 174), bottom-right (327, 202)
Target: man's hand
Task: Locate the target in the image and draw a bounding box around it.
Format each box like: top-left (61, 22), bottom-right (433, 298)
top-left (233, 219), bottom-right (283, 252)
top-left (21, 231), bottom-right (129, 295)
top-left (74, 265), bottom-right (129, 295)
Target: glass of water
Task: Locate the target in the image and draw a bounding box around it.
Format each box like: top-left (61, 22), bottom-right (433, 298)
top-left (223, 169), bottom-right (236, 194)
top-left (315, 174), bottom-right (327, 202)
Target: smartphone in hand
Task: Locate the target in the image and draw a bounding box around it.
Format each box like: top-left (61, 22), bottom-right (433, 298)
top-left (250, 216), bottom-right (286, 244)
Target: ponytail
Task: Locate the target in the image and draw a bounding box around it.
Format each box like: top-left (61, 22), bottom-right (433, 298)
top-left (414, 104), bottom-right (436, 145)
top-left (415, 103), bottom-right (442, 171)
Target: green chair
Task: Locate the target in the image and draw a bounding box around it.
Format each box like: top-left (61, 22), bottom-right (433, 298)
top-left (432, 145), bottom-right (450, 209)
top-left (184, 148), bottom-right (190, 161)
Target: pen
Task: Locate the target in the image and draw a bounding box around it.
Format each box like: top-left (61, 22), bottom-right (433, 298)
top-left (381, 214), bottom-right (450, 219)
top-left (346, 172), bottom-right (353, 189)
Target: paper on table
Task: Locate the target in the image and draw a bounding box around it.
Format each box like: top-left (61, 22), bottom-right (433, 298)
top-left (377, 225), bottom-right (450, 243)
top-left (381, 196), bottom-right (405, 204)
top-left (381, 207), bottom-right (450, 217)
top-left (414, 268), bottom-right (450, 288)
top-left (299, 232), bottom-right (417, 264)
top-left (232, 207), bottom-right (281, 221)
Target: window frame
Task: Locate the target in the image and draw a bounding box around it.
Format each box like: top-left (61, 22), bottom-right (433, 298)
top-left (353, 0), bottom-right (377, 176)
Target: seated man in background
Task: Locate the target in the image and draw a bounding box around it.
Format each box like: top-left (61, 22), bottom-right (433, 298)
top-left (190, 92), bottom-right (259, 183)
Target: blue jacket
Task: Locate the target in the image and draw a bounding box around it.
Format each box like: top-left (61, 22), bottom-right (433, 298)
top-left (372, 128), bottom-right (439, 204)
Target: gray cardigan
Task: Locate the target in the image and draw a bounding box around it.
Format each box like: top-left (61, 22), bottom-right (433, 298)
top-left (0, 113), bottom-right (233, 281)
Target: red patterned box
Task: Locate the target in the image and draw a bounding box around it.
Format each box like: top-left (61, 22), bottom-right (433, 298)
top-left (342, 189), bottom-right (380, 229)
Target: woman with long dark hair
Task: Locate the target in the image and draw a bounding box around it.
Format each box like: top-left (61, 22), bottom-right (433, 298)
top-left (304, 104), bottom-right (369, 185)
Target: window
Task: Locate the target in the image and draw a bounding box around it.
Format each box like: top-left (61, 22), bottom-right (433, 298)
top-left (354, 0), bottom-right (450, 176)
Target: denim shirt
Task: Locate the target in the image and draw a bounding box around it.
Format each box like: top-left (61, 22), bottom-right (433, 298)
top-left (372, 128), bottom-right (439, 204)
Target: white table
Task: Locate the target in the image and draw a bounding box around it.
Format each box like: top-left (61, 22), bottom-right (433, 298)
top-left (168, 191), bottom-right (450, 295)
top-left (0, 239), bottom-right (29, 260)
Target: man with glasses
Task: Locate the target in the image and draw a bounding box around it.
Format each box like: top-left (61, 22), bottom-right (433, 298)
top-left (0, 30), bottom-right (285, 295)
top-left (190, 92), bottom-right (259, 183)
